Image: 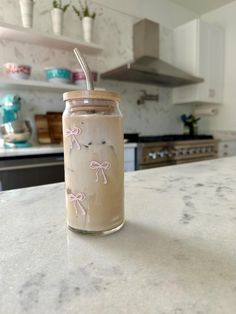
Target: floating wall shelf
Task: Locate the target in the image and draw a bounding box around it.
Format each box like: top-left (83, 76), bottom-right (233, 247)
top-left (0, 22), bottom-right (103, 54)
top-left (0, 78), bottom-right (84, 92)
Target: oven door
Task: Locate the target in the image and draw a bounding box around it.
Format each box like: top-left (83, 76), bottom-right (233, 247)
top-left (0, 154), bottom-right (64, 191)
top-left (137, 143), bottom-right (172, 169)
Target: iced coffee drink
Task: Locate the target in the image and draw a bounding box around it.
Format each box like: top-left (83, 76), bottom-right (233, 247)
top-left (62, 90), bottom-right (124, 234)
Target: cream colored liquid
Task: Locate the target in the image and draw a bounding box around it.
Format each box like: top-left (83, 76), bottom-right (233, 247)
top-left (63, 112), bottom-right (124, 232)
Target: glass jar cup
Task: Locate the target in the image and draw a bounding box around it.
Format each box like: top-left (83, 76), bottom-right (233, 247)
top-left (63, 90), bottom-right (124, 235)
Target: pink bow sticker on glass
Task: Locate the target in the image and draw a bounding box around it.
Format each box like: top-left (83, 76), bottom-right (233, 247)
top-left (69, 192), bottom-right (86, 216)
top-left (65, 127), bottom-right (81, 150)
top-left (89, 160), bottom-right (111, 184)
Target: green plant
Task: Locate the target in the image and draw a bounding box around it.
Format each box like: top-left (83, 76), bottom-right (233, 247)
top-left (52, 0), bottom-right (70, 12)
top-left (72, 0), bottom-right (96, 20)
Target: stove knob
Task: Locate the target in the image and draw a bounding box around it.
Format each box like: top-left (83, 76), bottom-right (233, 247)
top-left (164, 150), bottom-right (169, 157)
top-left (158, 151), bottom-right (166, 158)
top-left (148, 152), bottom-right (157, 160)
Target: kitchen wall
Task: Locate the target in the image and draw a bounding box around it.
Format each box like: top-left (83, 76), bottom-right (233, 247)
top-left (0, 0), bottom-right (195, 142)
top-left (93, 0), bottom-right (197, 28)
top-left (201, 1), bottom-right (236, 132)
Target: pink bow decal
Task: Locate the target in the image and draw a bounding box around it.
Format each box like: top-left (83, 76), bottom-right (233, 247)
top-left (69, 192), bottom-right (86, 216)
top-left (65, 127), bottom-right (81, 150)
top-left (89, 160), bottom-right (111, 184)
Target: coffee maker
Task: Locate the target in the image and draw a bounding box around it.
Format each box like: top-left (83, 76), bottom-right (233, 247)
top-left (0, 94), bottom-right (32, 148)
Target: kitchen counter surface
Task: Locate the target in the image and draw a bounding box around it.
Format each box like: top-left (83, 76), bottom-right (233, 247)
top-left (1, 157), bottom-right (236, 313)
top-left (0, 143), bottom-right (137, 158)
top-left (213, 131), bottom-right (236, 141)
top-left (0, 144), bottom-right (64, 157)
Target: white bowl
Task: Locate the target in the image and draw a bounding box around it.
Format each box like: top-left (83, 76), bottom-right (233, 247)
top-left (44, 67), bottom-right (72, 84)
top-left (4, 63), bottom-right (31, 80)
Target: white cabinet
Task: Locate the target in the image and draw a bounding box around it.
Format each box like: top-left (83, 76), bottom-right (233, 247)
top-left (124, 161), bottom-right (135, 172)
top-left (218, 140), bottom-right (236, 158)
top-left (124, 146), bottom-right (136, 172)
top-left (173, 19), bottom-right (224, 105)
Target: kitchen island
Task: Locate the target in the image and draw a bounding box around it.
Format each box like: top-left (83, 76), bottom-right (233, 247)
top-left (0, 157), bottom-right (236, 313)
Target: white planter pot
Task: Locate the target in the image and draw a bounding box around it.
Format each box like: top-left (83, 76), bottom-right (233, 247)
top-left (51, 8), bottom-right (64, 36)
top-left (19, 0), bottom-right (35, 28)
top-left (82, 17), bottom-right (93, 43)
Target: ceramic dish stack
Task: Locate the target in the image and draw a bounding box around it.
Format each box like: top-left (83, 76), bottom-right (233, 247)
top-left (4, 63), bottom-right (31, 80)
top-left (44, 67), bottom-right (71, 84)
top-left (44, 67), bottom-right (98, 86)
top-left (72, 68), bottom-right (97, 86)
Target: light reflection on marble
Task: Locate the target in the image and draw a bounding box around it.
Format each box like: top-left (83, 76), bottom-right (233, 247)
top-left (1, 157), bottom-right (236, 313)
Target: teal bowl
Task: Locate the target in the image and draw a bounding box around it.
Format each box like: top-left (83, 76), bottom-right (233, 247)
top-left (45, 68), bottom-right (71, 84)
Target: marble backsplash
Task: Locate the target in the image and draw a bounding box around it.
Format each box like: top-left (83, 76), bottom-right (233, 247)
top-left (0, 0), bottom-right (189, 143)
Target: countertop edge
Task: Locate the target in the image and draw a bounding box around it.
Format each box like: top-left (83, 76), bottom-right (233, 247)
top-left (0, 143), bottom-right (138, 158)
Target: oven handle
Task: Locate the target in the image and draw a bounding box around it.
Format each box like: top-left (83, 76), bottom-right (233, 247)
top-left (0, 161), bottom-right (64, 171)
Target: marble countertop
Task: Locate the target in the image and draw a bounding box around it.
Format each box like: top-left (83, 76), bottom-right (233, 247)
top-left (0, 143), bottom-right (137, 158)
top-left (1, 157), bottom-right (236, 313)
top-left (0, 144), bottom-right (64, 157)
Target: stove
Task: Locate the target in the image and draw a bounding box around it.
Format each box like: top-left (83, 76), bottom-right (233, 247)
top-left (136, 134), bottom-right (218, 169)
top-left (138, 134), bottom-right (214, 142)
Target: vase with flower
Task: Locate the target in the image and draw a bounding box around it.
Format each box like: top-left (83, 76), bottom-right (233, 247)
top-left (73, 0), bottom-right (96, 43)
top-left (19, 0), bottom-right (35, 28)
top-left (51, 0), bottom-right (70, 35)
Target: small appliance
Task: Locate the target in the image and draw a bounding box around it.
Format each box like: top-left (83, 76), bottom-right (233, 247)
top-left (0, 94), bottom-right (32, 148)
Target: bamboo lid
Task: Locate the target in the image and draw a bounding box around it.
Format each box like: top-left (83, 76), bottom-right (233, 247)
top-left (63, 90), bottom-right (120, 102)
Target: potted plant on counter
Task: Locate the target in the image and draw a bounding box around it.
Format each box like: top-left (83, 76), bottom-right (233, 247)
top-left (51, 0), bottom-right (70, 35)
top-left (180, 114), bottom-right (200, 136)
top-left (19, 0), bottom-right (35, 28)
top-left (73, 0), bottom-right (96, 43)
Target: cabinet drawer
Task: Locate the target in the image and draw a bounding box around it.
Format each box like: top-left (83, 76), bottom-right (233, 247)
top-left (218, 141), bottom-right (236, 157)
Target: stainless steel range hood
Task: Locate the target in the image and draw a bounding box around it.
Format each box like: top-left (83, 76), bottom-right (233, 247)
top-left (101, 19), bottom-right (203, 87)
